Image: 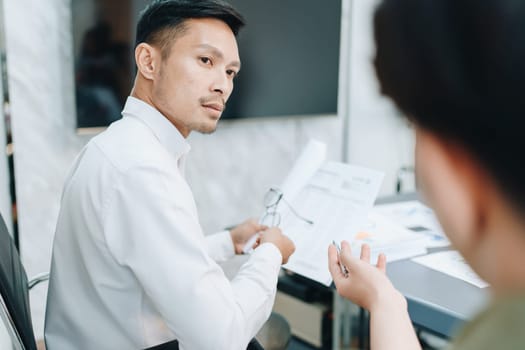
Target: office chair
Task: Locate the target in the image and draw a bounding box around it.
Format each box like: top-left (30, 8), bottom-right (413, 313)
top-left (0, 212), bottom-right (48, 350)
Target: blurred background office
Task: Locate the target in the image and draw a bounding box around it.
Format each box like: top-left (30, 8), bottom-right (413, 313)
top-left (0, 0), bottom-right (414, 346)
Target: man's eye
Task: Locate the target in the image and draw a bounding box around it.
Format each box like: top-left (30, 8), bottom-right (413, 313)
top-left (200, 57), bottom-right (212, 65)
top-left (226, 70), bottom-right (238, 78)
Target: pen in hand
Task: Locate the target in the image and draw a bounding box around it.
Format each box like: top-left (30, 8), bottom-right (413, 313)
top-left (332, 240), bottom-right (349, 277)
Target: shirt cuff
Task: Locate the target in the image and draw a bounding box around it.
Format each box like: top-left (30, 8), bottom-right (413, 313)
top-left (205, 230), bottom-right (235, 263)
top-left (252, 242), bottom-right (283, 266)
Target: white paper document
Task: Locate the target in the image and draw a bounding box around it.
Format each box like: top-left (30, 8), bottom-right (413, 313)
top-left (274, 140), bottom-right (384, 286)
top-left (372, 200), bottom-right (450, 248)
top-left (354, 212), bottom-right (428, 264)
top-left (412, 251), bottom-right (489, 288)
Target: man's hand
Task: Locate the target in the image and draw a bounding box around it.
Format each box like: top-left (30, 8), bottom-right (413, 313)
top-left (230, 218), bottom-right (267, 254)
top-left (258, 227), bottom-right (295, 264)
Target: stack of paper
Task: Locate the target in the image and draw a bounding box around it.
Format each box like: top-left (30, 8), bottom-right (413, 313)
top-left (351, 212), bottom-right (428, 264)
top-left (372, 201), bottom-right (449, 248)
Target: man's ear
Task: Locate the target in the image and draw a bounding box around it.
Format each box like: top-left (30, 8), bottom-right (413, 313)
top-left (135, 43), bottom-right (160, 80)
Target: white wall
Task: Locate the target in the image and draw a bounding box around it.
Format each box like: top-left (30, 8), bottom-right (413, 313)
top-left (344, 0), bottom-right (415, 193)
top-left (4, 0), bottom-right (83, 340)
top-left (3, 0), bottom-right (412, 340)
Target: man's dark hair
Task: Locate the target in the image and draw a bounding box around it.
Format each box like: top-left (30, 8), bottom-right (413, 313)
top-left (136, 0), bottom-right (245, 59)
top-left (373, 0), bottom-right (525, 212)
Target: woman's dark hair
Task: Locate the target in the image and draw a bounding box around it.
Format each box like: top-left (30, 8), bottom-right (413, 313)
top-left (135, 0), bottom-right (245, 58)
top-left (374, 0), bottom-right (525, 211)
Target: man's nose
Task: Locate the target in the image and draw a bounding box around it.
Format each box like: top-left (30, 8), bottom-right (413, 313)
top-left (211, 71), bottom-right (232, 97)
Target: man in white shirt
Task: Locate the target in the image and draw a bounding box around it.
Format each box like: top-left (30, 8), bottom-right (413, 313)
top-left (44, 1), bottom-right (295, 349)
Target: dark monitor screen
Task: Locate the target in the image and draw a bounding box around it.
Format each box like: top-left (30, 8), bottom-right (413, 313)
top-left (223, 0), bottom-right (341, 119)
top-left (72, 0), bottom-right (341, 128)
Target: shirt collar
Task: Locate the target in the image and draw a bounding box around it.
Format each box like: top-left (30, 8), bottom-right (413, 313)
top-left (121, 96), bottom-right (191, 160)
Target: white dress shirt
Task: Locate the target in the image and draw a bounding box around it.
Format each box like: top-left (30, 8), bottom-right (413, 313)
top-left (44, 97), bottom-right (282, 350)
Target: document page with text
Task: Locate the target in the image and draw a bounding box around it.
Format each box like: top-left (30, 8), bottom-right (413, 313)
top-left (279, 160), bottom-right (384, 286)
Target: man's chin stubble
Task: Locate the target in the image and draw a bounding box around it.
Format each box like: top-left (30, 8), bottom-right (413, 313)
top-left (194, 123), bottom-right (218, 135)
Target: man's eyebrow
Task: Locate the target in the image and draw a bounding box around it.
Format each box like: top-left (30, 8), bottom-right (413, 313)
top-left (197, 44), bottom-right (241, 69)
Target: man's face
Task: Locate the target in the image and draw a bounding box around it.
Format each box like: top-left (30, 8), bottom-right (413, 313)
top-left (414, 127), bottom-right (476, 259)
top-left (151, 18), bottom-right (240, 137)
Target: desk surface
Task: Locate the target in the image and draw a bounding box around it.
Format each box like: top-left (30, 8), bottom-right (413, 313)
top-left (379, 193), bottom-right (489, 337)
top-left (388, 252), bottom-right (488, 337)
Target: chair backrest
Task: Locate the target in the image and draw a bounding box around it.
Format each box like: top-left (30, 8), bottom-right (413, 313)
top-left (0, 213), bottom-right (37, 350)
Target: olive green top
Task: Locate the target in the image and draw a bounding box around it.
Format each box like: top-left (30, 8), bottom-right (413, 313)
top-left (449, 295), bottom-right (525, 350)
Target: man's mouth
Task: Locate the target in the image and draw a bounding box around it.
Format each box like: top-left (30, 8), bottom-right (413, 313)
top-left (202, 102), bottom-right (224, 112)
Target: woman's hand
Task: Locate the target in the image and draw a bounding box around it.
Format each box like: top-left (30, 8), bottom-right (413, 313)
top-left (328, 241), bottom-right (398, 312)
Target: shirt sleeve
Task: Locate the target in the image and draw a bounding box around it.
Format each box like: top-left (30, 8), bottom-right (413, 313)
top-left (205, 230), bottom-right (236, 263)
top-left (103, 164), bottom-right (282, 350)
